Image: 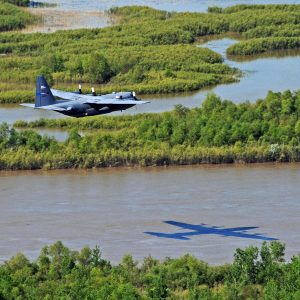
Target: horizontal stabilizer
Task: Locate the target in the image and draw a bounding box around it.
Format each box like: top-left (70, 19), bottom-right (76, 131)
top-left (21, 103), bottom-right (66, 111)
top-left (37, 104), bottom-right (67, 111)
top-left (20, 103), bottom-right (35, 108)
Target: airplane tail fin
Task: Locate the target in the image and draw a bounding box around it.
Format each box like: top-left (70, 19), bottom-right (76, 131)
top-left (35, 76), bottom-right (56, 107)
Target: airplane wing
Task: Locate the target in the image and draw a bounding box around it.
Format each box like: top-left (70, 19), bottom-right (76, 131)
top-left (226, 231), bottom-right (278, 241)
top-left (225, 226), bottom-right (258, 232)
top-left (83, 98), bottom-right (149, 105)
top-left (51, 89), bottom-right (82, 101)
top-left (51, 89), bottom-right (149, 105)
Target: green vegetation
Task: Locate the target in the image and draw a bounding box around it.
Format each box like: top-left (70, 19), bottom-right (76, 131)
top-left (0, 1), bottom-right (37, 32)
top-left (0, 90), bottom-right (297, 170)
top-left (1, 4), bottom-right (300, 103)
top-left (3, 0), bottom-right (29, 7)
top-left (0, 241), bottom-right (299, 299)
top-left (227, 37), bottom-right (300, 56)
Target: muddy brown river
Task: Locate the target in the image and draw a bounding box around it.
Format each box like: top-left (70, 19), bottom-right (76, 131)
top-left (0, 164), bottom-right (299, 264)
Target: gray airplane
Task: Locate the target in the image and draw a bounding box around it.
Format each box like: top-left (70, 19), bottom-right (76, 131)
top-left (21, 76), bottom-right (149, 117)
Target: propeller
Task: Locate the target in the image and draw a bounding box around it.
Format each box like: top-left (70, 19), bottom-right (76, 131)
top-left (132, 91), bottom-right (138, 100)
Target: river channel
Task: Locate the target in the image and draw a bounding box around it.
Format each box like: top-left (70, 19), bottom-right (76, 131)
top-left (1, 164), bottom-right (300, 264)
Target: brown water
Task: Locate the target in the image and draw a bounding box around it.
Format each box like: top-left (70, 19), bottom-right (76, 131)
top-left (0, 164), bottom-right (299, 264)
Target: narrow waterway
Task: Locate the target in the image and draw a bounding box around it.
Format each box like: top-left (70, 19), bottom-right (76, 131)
top-left (1, 38), bottom-right (299, 128)
top-left (0, 164), bottom-right (299, 264)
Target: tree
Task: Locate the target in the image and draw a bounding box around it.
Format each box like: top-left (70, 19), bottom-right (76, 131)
top-left (230, 246), bottom-right (259, 286)
top-left (257, 241), bottom-right (285, 284)
top-left (38, 66), bottom-right (54, 85)
top-left (86, 53), bottom-right (112, 84)
top-left (69, 58), bottom-right (84, 79)
top-left (202, 93), bottom-right (222, 114)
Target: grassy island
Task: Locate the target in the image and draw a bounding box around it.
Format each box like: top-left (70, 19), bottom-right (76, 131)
top-left (0, 241), bottom-right (299, 299)
top-left (0, 4), bottom-right (300, 103)
top-left (0, 90), bottom-right (296, 170)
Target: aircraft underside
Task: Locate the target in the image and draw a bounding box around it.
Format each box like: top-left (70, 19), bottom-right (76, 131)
top-left (59, 104), bottom-right (135, 118)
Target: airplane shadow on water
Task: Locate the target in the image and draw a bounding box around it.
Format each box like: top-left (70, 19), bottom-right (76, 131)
top-left (144, 221), bottom-right (278, 241)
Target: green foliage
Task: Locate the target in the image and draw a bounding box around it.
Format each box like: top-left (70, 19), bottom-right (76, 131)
top-left (3, 90), bottom-right (300, 170)
top-left (3, 0), bottom-right (30, 6)
top-left (2, 4), bottom-right (300, 102)
top-left (227, 37), bottom-right (300, 55)
top-left (0, 241), bottom-right (299, 299)
top-left (86, 52), bottom-right (112, 84)
top-left (0, 2), bottom-right (37, 32)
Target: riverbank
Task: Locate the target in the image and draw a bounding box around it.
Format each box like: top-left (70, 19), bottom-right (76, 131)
top-left (0, 90), bottom-right (296, 170)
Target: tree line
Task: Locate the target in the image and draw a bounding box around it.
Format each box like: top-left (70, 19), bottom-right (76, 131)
top-left (0, 90), bottom-right (298, 170)
top-left (0, 241), bottom-right (299, 299)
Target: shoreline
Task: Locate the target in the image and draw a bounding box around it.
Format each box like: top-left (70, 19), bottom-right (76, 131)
top-left (1, 160), bottom-right (300, 174)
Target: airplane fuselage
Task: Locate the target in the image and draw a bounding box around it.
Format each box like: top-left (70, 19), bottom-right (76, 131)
top-left (54, 99), bottom-right (135, 117)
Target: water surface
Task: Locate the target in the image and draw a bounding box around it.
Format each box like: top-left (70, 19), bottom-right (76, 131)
top-left (41, 0), bottom-right (299, 13)
top-left (25, 0), bottom-right (300, 32)
top-left (0, 164), bottom-right (299, 264)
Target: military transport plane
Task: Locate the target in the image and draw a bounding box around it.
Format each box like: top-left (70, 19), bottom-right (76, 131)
top-left (145, 221), bottom-right (278, 241)
top-left (21, 76), bottom-right (149, 117)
